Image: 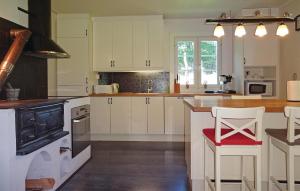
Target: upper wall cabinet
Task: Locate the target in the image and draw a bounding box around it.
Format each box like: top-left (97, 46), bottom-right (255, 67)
top-left (0, 0), bottom-right (28, 27)
top-left (92, 16), bottom-right (164, 72)
top-left (243, 24), bottom-right (279, 67)
top-left (133, 17), bottom-right (163, 70)
top-left (93, 18), bottom-right (133, 71)
top-left (57, 14), bottom-right (89, 38)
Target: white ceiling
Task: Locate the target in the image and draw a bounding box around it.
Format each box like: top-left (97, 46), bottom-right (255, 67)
top-left (52, 0), bottom-right (293, 18)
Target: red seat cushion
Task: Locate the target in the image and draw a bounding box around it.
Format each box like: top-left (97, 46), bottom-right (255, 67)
top-left (203, 128), bottom-right (262, 146)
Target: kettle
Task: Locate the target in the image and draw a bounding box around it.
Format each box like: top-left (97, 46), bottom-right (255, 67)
top-left (111, 83), bottom-right (119, 93)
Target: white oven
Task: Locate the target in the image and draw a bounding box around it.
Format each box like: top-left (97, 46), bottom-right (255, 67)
top-left (245, 82), bottom-right (273, 96)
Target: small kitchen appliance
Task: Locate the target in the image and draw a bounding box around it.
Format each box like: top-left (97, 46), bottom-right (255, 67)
top-left (287, 81), bottom-right (300, 101)
top-left (219, 75), bottom-right (233, 92)
top-left (245, 81), bottom-right (273, 96)
top-left (94, 85), bottom-right (113, 94)
top-left (111, 83), bottom-right (119, 93)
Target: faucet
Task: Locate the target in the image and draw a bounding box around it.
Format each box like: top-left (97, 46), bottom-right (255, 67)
top-left (147, 80), bottom-right (153, 93)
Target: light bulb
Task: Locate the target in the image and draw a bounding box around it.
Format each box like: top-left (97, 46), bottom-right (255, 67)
top-left (255, 23), bottom-right (267, 37)
top-left (214, 24), bottom-right (225, 38)
top-left (235, 23), bottom-right (246, 38)
top-left (276, 23), bottom-right (289, 37)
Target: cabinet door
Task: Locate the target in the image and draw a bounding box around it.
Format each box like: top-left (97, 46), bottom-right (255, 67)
top-left (148, 20), bottom-right (163, 69)
top-left (165, 97), bottom-right (184, 135)
top-left (93, 21), bottom-right (113, 71)
top-left (57, 37), bottom-right (88, 85)
top-left (147, 97), bottom-right (164, 134)
top-left (90, 97), bottom-right (111, 134)
top-left (17, 0), bottom-right (28, 27)
top-left (133, 21), bottom-right (148, 69)
top-left (110, 97), bottom-right (131, 134)
top-left (244, 25), bottom-right (279, 66)
top-left (131, 97), bottom-right (148, 134)
top-left (57, 16), bottom-right (88, 38)
top-left (112, 21), bottom-right (133, 69)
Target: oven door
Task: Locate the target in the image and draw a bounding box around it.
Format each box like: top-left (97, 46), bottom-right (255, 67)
top-left (71, 115), bottom-right (90, 158)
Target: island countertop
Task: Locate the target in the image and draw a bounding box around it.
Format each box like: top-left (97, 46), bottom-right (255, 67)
top-left (183, 98), bottom-right (300, 112)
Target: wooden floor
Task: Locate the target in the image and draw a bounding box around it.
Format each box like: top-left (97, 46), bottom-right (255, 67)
top-left (59, 141), bottom-right (189, 191)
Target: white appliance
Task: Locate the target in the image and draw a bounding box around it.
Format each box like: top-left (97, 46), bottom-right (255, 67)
top-left (94, 85), bottom-right (113, 94)
top-left (287, 81), bottom-right (300, 101)
top-left (245, 82), bottom-right (273, 96)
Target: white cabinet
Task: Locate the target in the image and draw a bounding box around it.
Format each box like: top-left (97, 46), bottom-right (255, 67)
top-left (165, 97), bottom-right (184, 135)
top-left (57, 38), bottom-right (88, 85)
top-left (131, 97), bottom-right (148, 134)
top-left (111, 97), bottom-right (131, 134)
top-left (93, 16), bottom-right (164, 72)
top-left (0, 0), bottom-right (28, 27)
top-left (93, 19), bottom-right (133, 71)
top-left (147, 97), bottom-right (164, 134)
top-left (243, 24), bottom-right (279, 67)
top-left (90, 97), bottom-right (131, 135)
top-left (91, 97), bottom-right (111, 134)
top-left (57, 15), bottom-right (88, 38)
top-left (133, 18), bottom-right (163, 70)
top-left (131, 97), bottom-right (164, 134)
top-left (16, 0), bottom-right (28, 27)
top-left (56, 14), bottom-right (90, 96)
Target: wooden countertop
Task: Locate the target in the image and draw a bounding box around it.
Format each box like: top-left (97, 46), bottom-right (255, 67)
top-left (183, 98), bottom-right (300, 113)
top-left (0, 99), bottom-right (66, 109)
top-left (90, 92), bottom-right (234, 97)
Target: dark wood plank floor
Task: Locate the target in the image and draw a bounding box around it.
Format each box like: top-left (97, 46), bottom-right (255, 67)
top-left (59, 141), bottom-right (189, 191)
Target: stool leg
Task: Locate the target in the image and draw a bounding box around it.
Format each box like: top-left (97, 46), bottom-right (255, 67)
top-left (241, 156), bottom-right (246, 191)
top-left (268, 137), bottom-right (273, 191)
top-left (215, 149), bottom-right (221, 191)
top-left (204, 139), bottom-right (208, 191)
top-left (287, 148), bottom-right (295, 191)
top-left (255, 147), bottom-right (262, 191)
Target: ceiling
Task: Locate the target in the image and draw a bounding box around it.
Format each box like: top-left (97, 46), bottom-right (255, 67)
top-left (52, 0), bottom-right (293, 18)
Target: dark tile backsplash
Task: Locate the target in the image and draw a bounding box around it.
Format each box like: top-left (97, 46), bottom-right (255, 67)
top-left (98, 72), bottom-right (170, 93)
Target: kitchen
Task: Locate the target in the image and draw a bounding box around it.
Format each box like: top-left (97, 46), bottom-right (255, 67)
top-left (0, 0), bottom-right (300, 191)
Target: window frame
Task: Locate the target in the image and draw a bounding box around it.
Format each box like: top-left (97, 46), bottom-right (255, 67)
top-left (175, 36), bottom-right (222, 92)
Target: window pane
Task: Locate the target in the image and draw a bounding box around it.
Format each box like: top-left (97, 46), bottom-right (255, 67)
top-left (177, 41), bottom-right (195, 85)
top-left (200, 41), bottom-right (218, 85)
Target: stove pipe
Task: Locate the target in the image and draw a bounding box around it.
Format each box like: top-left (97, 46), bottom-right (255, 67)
top-left (0, 29), bottom-right (31, 91)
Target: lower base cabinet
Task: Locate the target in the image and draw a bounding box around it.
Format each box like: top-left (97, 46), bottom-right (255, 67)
top-left (91, 97), bottom-right (111, 134)
top-left (91, 96), bottom-right (165, 135)
top-left (110, 97), bottom-right (131, 134)
top-left (147, 97), bottom-right (164, 134)
top-left (165, 97), bottom-right (184, 135)
top-left (131, 97), bottom-right (165, 134)
top-left (91, 97), bottom-right (131, 134)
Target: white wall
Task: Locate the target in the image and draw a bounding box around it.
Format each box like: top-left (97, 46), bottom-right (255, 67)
top-left (48, 11), bottom-right (58, 96)
top-left (280, 0), bottom-right (300, 98)
top-left (164, 18), bottom-right (233, 92)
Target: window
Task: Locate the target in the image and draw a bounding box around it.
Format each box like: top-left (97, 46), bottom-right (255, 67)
top-left (176, 37), bottom-right (220, 89)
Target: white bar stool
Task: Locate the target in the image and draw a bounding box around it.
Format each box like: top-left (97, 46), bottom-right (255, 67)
top-left (203, 106), bottom-right (265, 191)
top-left (266, 106), bottom-right (300, 191)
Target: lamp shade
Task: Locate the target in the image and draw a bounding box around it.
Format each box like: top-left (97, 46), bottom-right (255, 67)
top-left (255, 23), bottom-right (267, 37)
top-left (235, 24), bottom-right (246, 37)
top-left (276, 23), bottom-right (289, 37)
top-left (214, 24), bottom-right (225, 38)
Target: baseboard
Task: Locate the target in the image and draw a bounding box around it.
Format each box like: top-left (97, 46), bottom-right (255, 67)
top-left (91, 134), bottom-right (184, 142)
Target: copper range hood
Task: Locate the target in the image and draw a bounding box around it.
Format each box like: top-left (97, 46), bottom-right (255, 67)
top-left (0, 29), bottom-right (31, 91)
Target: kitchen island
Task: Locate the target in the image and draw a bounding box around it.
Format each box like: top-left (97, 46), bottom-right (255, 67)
top-left (183, 98), bottom-right (300, 191)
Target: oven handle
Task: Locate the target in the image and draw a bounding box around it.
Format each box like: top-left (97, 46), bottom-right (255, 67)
top-left (73, 116), bottom-right (90, 123)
